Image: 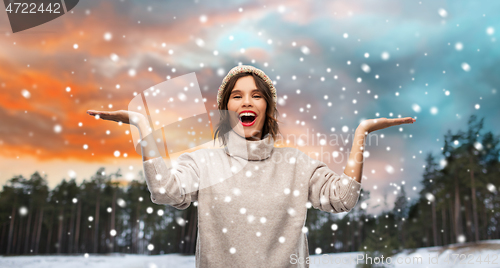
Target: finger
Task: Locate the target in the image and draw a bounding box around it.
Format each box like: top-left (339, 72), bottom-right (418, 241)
top-left (99, 113), bottom-right (114, 120)
top-left (392, 118), bottom-right (413, 126)
top-left (94, 111), bottom-right (111, 116)
top-left (402, 117), bottom-right (415, 124)
top-left (99, 111), bottom-right (120, 122)
top-left (87, 110), bottom-right (102, 115)
top-left (87, 111), bottom-right (110, 120)
top-left (381, 118), bottom-right (400, 127)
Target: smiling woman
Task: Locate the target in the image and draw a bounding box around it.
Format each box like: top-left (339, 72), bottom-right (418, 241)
top-left (214, 70), bottom-right (281, 144)
top-left (226, 77), bottom-right (268, 137)
top-left (139, 65), bottom-right (416, 268)
top-left (87, 64), bottom-right (415, 268)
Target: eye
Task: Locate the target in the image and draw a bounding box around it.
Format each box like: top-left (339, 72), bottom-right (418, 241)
top-left (253, 95), bottom-right (262, 98)
top-left (233, 96), bottom-right (241, 99)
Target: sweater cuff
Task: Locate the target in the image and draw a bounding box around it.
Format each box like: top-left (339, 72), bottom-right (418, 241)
top-left (143, 157), bottom-right (164, 179)
top-left (340, 172), bottom-right (362, 210)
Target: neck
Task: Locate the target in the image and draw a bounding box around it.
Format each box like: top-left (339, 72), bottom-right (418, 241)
top-left (235, 130), bottom-right (263, 141)
top-left (223, 129), bottom-right (274, 160)
top-left (246, 134), bottom-right (262, 141)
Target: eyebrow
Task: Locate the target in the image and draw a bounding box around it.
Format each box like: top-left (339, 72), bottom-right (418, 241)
top-left (231, 89), bottom-right (260, 94)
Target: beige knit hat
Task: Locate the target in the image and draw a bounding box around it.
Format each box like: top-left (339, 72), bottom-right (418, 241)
top-left (217, 65), bottom-right (277, 109)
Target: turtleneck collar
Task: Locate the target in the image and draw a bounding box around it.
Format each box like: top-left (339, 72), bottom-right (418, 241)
top-left (223, 129), bottom-right (275, 161)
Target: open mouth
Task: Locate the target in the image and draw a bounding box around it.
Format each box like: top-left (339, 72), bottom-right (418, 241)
top-left (239, 112), bottom-right (257, 126)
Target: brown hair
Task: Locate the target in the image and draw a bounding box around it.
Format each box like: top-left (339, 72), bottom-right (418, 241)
top-left (213, 72), bottom-right (281, 147)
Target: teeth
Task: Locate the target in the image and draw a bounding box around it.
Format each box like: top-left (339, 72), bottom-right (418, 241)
top-left (239, 112), bottom-right (256, 117)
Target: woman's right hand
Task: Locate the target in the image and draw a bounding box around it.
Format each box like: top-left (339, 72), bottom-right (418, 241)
top-left (86, 109), bottom-right (145, 126)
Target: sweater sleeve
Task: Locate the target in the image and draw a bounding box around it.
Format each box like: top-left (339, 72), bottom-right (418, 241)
top-left (307, 159), bottom-right (362, 213)
top-left (142, 153), bottom-right (200, 210)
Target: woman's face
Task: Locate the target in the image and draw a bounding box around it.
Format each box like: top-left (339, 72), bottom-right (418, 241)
top-left (227, 76), bottom-right (267, 140)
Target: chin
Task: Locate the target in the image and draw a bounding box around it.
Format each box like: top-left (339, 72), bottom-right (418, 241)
top-left (231, 121), bottom-right (263, 140)
top-left (245, 129), bottom-right (262, 139)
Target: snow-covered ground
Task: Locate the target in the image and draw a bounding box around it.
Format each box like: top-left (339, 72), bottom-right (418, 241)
top-left (0, 254), bottom-right (195, 268)
top-left (1, 240), bottom-right (499, 268)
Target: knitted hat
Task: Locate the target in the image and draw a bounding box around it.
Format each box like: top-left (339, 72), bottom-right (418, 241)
top-left (217, 65), bottom-right (277, 109)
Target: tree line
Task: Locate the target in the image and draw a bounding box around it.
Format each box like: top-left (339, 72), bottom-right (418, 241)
top-left (0, 115), bottom-right (499, 257)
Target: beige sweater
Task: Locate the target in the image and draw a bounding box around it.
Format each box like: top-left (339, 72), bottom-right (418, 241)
top-left (143, 129), bottom-right (362, 268)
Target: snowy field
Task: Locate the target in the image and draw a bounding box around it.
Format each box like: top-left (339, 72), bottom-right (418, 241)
top-left (1, 240), bottom-right (499, 268)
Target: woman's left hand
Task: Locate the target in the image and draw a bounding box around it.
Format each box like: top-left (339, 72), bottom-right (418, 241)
top-left (358, 117), bottom-right (416, 134)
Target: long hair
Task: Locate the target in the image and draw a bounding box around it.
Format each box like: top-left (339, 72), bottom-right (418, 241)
top-left (213, 72), bottom-right (281, 147)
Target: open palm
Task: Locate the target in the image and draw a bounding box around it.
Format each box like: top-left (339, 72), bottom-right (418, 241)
top-left (360, 117), bottom-right (416, 133)
top-left (87, 109), bottom-right (145, 126)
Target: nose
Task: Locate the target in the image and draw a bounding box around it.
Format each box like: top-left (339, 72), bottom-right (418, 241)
top-left (242, 94), bottom-right (253, 107)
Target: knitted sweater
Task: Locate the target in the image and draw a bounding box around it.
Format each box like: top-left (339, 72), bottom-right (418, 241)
top-left (142, 129), bottom-right (362, 268)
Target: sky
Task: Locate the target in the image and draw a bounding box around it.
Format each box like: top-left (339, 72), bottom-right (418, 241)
top-left (0, 0), bottom-right (499, 214)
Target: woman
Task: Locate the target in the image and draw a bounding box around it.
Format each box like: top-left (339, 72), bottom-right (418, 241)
top-left (87, 65), bottom-right (416, 267)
